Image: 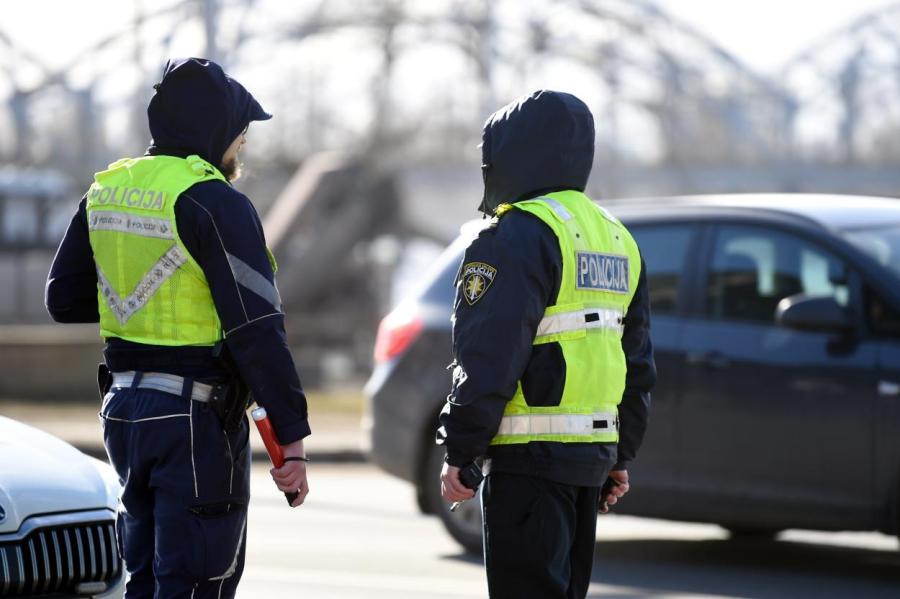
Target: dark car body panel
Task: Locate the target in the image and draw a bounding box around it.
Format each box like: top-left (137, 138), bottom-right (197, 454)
top-left (367, 326), bottom-right (451, 483)
top-left (366, 194), bottom-right (900, 534)
top-left (364, 231), bottom-right (465, 490)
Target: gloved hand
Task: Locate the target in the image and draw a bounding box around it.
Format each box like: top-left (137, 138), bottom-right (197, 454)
top-left (271, 439), bottom-right (309, 507)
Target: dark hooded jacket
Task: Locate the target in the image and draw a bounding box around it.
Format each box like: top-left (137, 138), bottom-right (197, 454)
top-left (46, 58), bottom-right (310, 444)
top-left (147, 57), bottom-right (271, 167)
top-left (479, 90), bottom-right (594, 214)
top-left (437, 91), bottom-right (655, 486)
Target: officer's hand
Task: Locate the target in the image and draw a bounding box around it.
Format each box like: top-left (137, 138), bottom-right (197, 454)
top-left (600, 469), bottom-right (630, 514)
top-left (271, 439), bottom-right (309, 508)
top-left (440, 461), bottom-right (475, 503)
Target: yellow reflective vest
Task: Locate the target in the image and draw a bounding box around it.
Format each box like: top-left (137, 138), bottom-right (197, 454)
top-left (490, 190), bottom-right (641, 445)
top-left (85, 154), bottom-right (226, 346)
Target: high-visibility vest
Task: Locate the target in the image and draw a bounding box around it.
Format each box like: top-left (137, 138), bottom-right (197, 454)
top-left (85, 154), bottom-right (226, 346)
top-left (490, 190), bottom-right (641, 445)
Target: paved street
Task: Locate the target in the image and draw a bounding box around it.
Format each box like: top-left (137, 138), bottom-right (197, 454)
top-left (240, 463), bottom-right (900, 599)
top-left (240, 463), bottom-right (484, 598)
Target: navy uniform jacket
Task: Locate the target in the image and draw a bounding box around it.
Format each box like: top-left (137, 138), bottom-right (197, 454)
top-left (46, 155), bottom-right (310, 444)
top-left (438, 208), bottom-right (655, 487)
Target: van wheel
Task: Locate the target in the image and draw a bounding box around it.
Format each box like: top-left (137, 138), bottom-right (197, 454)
top-left (723, 525), bottom-right (781, 540)
top-left (422, 442), bottom-right (484, 555)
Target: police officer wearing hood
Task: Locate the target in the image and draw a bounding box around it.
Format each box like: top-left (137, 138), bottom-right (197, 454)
top-left (46, 58), bottom-right (310, 598)
top-left (438, 90), bottom-right (656, 598)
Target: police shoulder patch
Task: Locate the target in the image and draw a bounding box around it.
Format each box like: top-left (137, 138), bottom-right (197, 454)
top-left (461, 262), bottom-right (497, 305)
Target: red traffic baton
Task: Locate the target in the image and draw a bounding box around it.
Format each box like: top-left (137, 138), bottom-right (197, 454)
top-left (251, 407), bottom-right (301, 506)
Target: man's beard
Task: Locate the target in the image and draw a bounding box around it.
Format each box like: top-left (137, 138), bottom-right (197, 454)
top-left (219, 156), bottom-right (242, 182)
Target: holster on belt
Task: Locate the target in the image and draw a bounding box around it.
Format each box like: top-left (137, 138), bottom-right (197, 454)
top-left (208, 380), bottom-right (251, 432)
top-left (97, 363), bottom-right (112, 400)
top-left (210, 341), bottom-right (253, 432)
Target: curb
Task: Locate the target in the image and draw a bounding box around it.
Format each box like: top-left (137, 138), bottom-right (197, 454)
top-left (76, 444), bottom-right (368, 465)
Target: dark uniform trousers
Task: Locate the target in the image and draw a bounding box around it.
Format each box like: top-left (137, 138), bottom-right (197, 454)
top-left (482, 472), bottom-right (602, 599)
top-left (100, 378), bottom-right (251, 599)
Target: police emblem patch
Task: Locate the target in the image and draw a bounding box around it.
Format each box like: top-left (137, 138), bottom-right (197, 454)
top-left (461, 262), bottom-right (497, 305)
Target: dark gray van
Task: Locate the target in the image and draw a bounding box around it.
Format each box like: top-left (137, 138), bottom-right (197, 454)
top-left (364, 194), bottom-right (900, 553)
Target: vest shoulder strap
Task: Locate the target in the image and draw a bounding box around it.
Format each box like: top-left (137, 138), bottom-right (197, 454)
top-left (513, 196), bottom-right (573, 224)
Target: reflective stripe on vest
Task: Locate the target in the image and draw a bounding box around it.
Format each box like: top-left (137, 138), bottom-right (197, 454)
top-left (543, 198), bottom-right (573, 221)
top-left (90, 209), bottom-right (187, 325)
top-left (88, 210), bottom-right (175, 240)
top-left (496, 411), bottom-right (618, 437)
top-left (536, 306), bottom-right (624, 339)
top-left (95, 244), bottom-right (188, 326)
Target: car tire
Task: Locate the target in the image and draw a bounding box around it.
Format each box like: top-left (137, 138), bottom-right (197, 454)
top-left (423, 442), bottom-right (484, 555)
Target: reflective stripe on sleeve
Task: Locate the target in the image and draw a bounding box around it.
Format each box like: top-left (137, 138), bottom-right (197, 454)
top-left (496, 412), bottom-right (617, 436)
top-left (226, 252), bottom-right (282, 311)
top-left (536, 307), bottom-right (624, 338)
top-left (88, 210), bottom-right (175, 240)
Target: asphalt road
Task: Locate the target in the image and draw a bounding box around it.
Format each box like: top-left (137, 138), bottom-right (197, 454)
top-left (238, 463), bottom-right (900, 598)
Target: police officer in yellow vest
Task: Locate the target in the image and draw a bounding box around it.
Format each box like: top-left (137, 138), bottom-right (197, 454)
top-left (438, 90), bottom-right (656, 598)
top-left (46, 58), bottom-right (311, 598)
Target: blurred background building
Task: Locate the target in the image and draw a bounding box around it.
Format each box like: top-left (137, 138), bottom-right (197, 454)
top-left (2, 0), bottom-right (899, 392)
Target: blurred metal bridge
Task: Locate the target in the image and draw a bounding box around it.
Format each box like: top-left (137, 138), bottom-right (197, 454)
top-left (1, 0), bottom-right (899, 177)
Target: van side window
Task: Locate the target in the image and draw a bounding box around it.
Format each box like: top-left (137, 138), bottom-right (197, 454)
top-left (629, 225), bottom-right (694, 315)
top-left (706, 226), bottom-right (849, 324)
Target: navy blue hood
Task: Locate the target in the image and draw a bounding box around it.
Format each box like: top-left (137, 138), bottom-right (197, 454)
top-left (480, 90), bottom-right (594, 215)
top-left (147, 57), bottom-right (272, 167)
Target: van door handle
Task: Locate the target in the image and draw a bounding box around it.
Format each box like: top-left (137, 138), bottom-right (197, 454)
top-left (686, 351), bottom-right (730, 370)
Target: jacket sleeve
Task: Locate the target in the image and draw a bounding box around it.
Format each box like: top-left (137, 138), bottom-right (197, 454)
top-left (45, 197), bottom-right (100, 323)
top-left (177, 184), bottom-right (310, 444)
top-left (437, 212), bottom-right (560, 466)
top-left (614, 256), bottom-right (656, 470)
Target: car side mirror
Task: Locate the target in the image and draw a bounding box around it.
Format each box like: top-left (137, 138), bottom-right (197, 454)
top-left (775, 293), bottom-right (852, 333)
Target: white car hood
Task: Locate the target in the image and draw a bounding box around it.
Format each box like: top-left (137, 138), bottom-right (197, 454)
top-left (0, 416), bottom-right (117, 534)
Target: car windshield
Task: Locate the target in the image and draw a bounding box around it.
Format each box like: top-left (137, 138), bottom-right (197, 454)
top-left (842, 224), bottom-right (900, 276)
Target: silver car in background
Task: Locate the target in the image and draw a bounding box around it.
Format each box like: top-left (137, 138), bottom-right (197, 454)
top-left (0, 416), bottom-right (123, 598)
